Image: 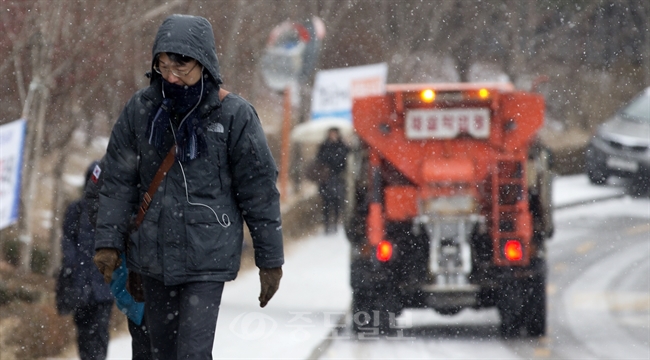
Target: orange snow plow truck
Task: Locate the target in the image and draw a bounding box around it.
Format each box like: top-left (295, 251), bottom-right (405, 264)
top-left (344, 82), bottom-right (553, 337)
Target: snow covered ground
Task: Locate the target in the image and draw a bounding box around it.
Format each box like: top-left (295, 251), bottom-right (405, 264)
top-left (85, 174), bottom-right (629, 359)
top-left (552, 174), bottom-right (626, 208)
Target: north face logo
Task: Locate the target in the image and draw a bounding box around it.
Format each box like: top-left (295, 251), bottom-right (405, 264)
top-left (207, 122), bottom-right (224, 133)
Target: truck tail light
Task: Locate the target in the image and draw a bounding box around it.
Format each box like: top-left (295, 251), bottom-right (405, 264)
top-left (504, 240), bottom-right (523, 261)
top-left (376, 240), bottom-right (393, 262)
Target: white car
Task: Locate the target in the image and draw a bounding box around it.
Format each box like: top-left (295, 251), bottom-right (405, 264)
top-left (585, 87), bottom-right (650, 185)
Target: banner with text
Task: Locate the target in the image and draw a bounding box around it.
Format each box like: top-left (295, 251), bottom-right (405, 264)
top-left (0, 119), bottom-right (26, 230)
top-left (310, 63), bottom-right (387, 122)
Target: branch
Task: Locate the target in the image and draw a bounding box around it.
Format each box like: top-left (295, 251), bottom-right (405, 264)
top-left (140, 0), bottom-right (185, 24)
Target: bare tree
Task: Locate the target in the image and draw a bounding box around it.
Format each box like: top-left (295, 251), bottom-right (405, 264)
top-left (0, 0), bottom-right (188, 273)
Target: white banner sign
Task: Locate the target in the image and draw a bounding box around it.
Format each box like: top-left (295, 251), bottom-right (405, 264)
top-left (0, 119), bottom-right (26, 230)
top-left (310, 63), bottom-right (387, 121)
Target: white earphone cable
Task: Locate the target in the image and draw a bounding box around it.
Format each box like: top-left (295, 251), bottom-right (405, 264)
top-left (167, 74), bottom-right (231, 228)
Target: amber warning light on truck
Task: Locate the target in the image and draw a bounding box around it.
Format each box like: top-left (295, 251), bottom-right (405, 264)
top-left (417, 88), bottom-right (490, 104)
top-left (420, 89), bottom-right (435, 103)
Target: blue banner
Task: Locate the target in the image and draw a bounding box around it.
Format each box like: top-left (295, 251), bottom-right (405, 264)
top-left (0, 119), bottom-right (26, 230)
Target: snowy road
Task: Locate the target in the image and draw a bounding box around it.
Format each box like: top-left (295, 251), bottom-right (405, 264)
top-left (321, 179), bottom-right (650, 359)
top-left (93, 174), bottom-right (648, 359)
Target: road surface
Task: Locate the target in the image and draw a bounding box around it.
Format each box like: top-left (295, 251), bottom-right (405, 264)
top-left (86, 175), bottom-right (648, 359)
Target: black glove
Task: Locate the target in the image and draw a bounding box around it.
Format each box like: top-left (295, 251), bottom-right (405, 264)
top-left (93, 248), bottom-right (121, 283)
top-left (259, 267), bottom-right (282, 308)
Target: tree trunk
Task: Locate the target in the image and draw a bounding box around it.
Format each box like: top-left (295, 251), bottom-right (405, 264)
top-left (46, 150), bottom-right (68, 276)
top-left (18, 81), bottom-right (49, 273)
top-left (16, 80), bottom-right (38, 272)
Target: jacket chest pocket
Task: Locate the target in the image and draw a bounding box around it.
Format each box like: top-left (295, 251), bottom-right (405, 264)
top-left (186, 140), bottom-right (229, 191)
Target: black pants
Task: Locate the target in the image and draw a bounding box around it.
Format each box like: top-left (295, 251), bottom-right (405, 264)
top-left (73, 301), bottom-right (113, 360)
top-left (128, 314), bottom-right (152, 360)
top-left (142, 275), bottom-right (224, 359)
top-left (320, 177), bottom-right (343, 233)
top-left (322, 194), bottom-right (339, 232)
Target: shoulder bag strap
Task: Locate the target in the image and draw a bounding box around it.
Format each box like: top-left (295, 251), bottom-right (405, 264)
top-left (134, 145), bottom-right (176, 228)
top-left (219, 88), bottom-right (229, 101)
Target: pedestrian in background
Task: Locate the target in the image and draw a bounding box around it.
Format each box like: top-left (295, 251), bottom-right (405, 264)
top-left (57, 161), bottom-right (114, 360)
top-left (84, 159), bottom-right (152, 360)
top-left (92, 14), bottom-right (284, 359)
top-left (315, 127), bottom-right (349, 234)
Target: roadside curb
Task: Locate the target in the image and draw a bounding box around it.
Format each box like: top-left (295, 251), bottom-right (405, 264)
top-left (306, 311), bottom-right (348, 360)
top-left (554, 193), bottom-right (626, 210)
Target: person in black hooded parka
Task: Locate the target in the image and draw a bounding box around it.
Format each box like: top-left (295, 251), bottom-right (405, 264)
top-left (59, 160), bottom-right (114, 360)
top-left (92, 14), bottom-right (284, 359)
top-left (315, 127), bottom-right (349, 234)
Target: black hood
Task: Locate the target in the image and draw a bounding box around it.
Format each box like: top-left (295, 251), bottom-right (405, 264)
top-left (151, 14), bottom-right (222, 84)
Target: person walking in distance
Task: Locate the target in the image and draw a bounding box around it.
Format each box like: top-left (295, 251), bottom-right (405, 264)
top-left (84, 159), bottom-right (152, 360)
top-left (92, 14), bottom-right (284, 359)
top-left (57, 161), bottom-right (114, 360)
top-left (316, 127), bottom-right (349, 234)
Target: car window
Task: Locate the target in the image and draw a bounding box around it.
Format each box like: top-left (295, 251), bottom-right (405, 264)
top-left (620, 89), bottom-right (650, 123)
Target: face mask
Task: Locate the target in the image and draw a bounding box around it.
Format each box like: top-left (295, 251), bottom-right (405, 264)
top-left (162, 78), bottom-right (203, 114)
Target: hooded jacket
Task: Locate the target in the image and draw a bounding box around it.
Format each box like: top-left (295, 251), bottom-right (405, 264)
top-left (58, 161), bottom-right (114, 313)
top-left (84, 160), bottom-right (144, 325)
top-left (94, 14), bottom-right (284, 285)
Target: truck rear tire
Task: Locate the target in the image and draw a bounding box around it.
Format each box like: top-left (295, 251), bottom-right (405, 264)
top-left (497, 272), bottom-right (547, 338)
top-left (351, 287), bottom-right (399, 335)
top-left (523, 274), bottom-right (547, 337)
top-left (497, 281), bottom-right (525, 338)
top-left (351, 289), bottom-right (372, 333)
